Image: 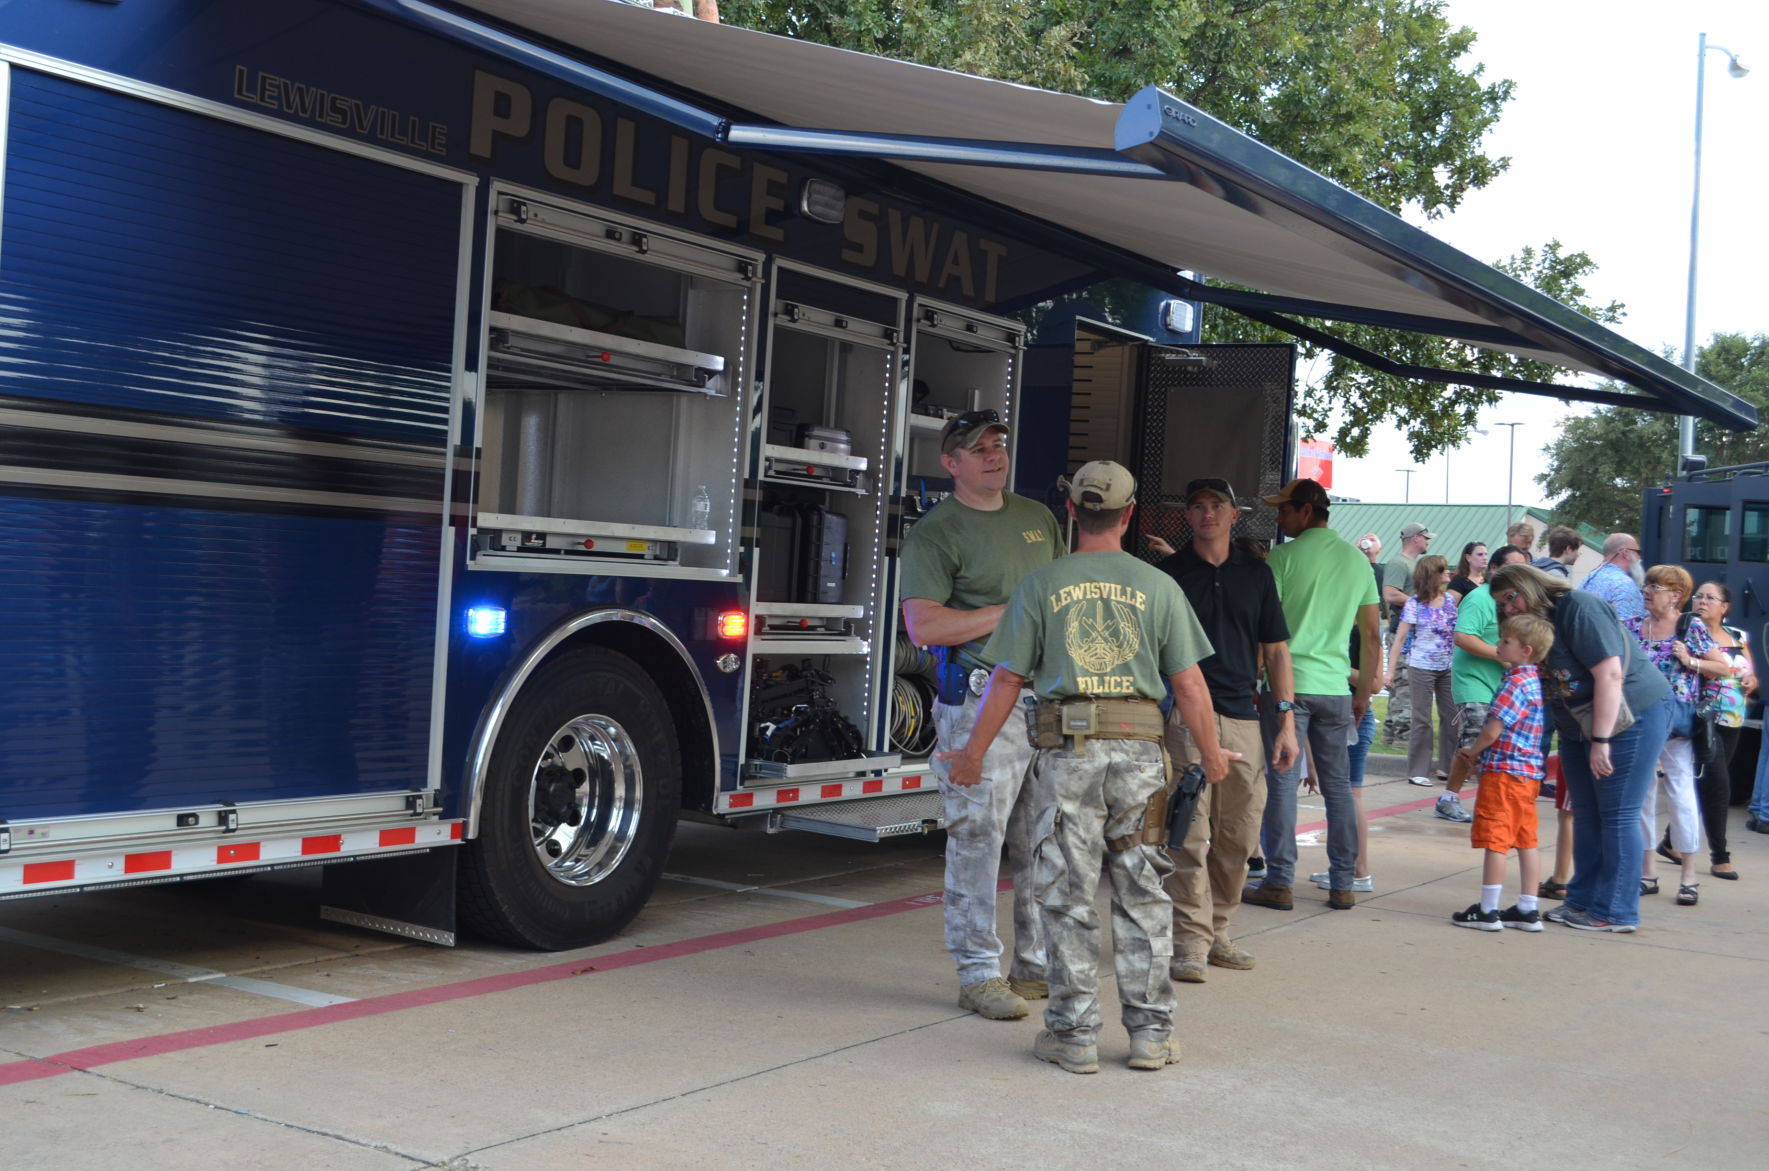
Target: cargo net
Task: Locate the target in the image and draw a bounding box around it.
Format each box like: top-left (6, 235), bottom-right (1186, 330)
top-left (1137, 344), bottom-right (1293, 562)
top-left (749, 660), bottom-right (865, 764)
top-left (889, 632), bottom-right (939, 755)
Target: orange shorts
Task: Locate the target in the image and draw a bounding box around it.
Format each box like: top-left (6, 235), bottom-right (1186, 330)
top-left (1470, 770), bottom-right (1540, 852)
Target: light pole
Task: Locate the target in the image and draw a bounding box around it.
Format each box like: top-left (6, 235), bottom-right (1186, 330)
top-left (1679, 32), bottom-right (1750, 467)
top-left (1395, 468), bottom-right (1414, 504)
top-left (1447, 427), bottom-right (1489, 503)
top-left (1494, 422), bottom-right (1523, 525)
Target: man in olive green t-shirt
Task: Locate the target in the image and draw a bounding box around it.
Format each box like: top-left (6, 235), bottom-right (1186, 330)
top-left (1245, 479), bottom-right (1381, 912)
top-left (900, 410), bottom-right (1062, 1023)
top-left (942, 461), bottom-right (1232, 1074)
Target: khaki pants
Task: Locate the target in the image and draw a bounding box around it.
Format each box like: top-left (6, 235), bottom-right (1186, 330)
top-left (1164, 712), bottom-right (1266, 956)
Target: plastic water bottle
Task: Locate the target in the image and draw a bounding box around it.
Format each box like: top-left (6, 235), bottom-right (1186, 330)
top-left (690, 484), bottom-right (711, 530)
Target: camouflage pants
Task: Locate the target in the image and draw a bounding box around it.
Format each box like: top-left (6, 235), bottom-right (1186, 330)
top-left (1383, 655), bottom-right (1412, 746)
top-left (931, 691), bottom-right (1044, 986)
top-left (1031, 738), bottom-right (1174, 1046)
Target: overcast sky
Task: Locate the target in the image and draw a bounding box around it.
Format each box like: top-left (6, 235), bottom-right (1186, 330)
top-left (1329, 0), bottom-right (1768, 511)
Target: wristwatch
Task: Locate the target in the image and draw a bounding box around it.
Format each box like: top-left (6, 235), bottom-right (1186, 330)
top-left (1274, 700), bottom-right (1296, 713)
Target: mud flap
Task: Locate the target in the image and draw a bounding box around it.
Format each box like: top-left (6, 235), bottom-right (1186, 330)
top-left (320, 848), bottom-right (458, 946)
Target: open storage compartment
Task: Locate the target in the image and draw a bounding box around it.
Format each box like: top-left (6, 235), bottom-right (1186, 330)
top-left (474, 193), bottom-right (757, 573)
top-left (887, 300), bottom-right (1027, 758)
top-left (743, 265), bottom-right (906, 782)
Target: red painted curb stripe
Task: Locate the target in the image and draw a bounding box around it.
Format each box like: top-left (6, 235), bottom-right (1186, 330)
top-left (0, 887), bottom-right (949, 1087)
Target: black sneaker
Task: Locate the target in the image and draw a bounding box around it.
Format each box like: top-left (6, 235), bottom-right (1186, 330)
top-left (1451, 903), bottom-right (1502, 931)
top-left (1497, 905), bottom-right (1544, 932)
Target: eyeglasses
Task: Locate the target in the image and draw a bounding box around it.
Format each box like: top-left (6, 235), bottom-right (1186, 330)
top-left (1499, 590), bottom-right (1521, 606)
top-left (1693, 593), bottom-right (1724, 602)
top-left (1644, 584), bottom-right (1679, 594)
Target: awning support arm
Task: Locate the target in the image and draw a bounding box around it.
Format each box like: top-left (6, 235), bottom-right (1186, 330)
top-left (1234, 307), bottom-right (1665, 411)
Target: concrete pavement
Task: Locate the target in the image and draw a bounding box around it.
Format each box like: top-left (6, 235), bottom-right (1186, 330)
top-left (2, 760), bottom-right (1764, 1169)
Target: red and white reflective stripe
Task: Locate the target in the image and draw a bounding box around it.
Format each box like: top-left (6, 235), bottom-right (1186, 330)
top-left (0, 820), bottom-right (465, 895)
top-left (717, 774), bottom-right (925, 813)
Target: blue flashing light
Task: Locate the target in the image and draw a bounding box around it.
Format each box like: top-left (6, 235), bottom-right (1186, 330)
top-left (465, 605), bottom-right (508, 638)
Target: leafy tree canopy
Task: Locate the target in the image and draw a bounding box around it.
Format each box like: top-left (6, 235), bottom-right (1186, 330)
top-left (1537, 333), bottom-right (1769, 534)
top-left (722, 0), bottom-right (1629, 459)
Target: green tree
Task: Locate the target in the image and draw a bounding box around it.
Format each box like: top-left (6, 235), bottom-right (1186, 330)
top-left (721, 0), bottom-right (1623, 459)
top-left (1537, 333), bottom-right (1769, 534)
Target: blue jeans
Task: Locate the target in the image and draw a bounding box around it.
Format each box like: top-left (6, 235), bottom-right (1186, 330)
top-left (1750, 730), bottom-right (1769, 822)
top-left (1259, 693), bottom-right (1358, 889)
top-left (1558, 696), bottom-right (1673, 927)
top-left (1347, 706), bottom-right (1377, 787)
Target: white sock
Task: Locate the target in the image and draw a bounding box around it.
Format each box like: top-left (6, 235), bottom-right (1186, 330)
top-left (1480, 884), bottom-right (1502, 913)
top-left (1518, 893), bottom-right (1539, 913)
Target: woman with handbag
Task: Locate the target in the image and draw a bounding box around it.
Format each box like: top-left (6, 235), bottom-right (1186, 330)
top-left (1656, 582), bottom-right (1753, 881)
top-left (1488, 564), bottom-right (1671, 931)
top-left (1625, 565), bottom-right (1727, 906)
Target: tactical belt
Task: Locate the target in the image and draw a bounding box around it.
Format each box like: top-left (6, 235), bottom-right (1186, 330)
top-left (1028, 696), bottom-right (1165, 752)
top-left (1025, 697), bottom-right (1173, 853)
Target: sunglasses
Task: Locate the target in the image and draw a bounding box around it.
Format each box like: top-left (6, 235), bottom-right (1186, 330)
top-left (951, 409), bottom-right (1000, 429)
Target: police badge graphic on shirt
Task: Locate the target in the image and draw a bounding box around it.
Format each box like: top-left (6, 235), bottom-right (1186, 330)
top-left (1065, 598), bottom-right (1141, 673)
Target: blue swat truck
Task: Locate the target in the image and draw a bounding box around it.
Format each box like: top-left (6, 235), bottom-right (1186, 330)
top-left (0, 0), bottom-right (1750, 948)
top-left (1643, 462), bottom-right (1769, 800)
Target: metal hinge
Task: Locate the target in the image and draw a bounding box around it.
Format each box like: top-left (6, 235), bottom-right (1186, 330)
top-left (219, 802), bottom-right (239, 833)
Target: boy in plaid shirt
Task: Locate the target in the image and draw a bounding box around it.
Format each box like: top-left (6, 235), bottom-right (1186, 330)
top-left (1450, 614), bottom-right (1555, 931)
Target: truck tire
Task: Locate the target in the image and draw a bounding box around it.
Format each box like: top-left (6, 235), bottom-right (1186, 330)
top-left (460, 646), bottom-right (680, 949)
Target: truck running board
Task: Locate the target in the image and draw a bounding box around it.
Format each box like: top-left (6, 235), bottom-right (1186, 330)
top-left (769, 789), bottom-right (945, 842)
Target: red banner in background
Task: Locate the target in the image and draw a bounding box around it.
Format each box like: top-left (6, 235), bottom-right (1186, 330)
top-left (1299, 438), bottom-right (1334, 488)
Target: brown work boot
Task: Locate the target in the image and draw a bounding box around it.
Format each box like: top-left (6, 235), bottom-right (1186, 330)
top-left (1170, 953), bottom-right (1207, 983)
top-left (1006, 976), bottom-right (1049, 1000)
top-left (1242, 883), bottom-right (1294, 911)
top-left (958, 977), bottom-right (1028, 1020)
top-left (1127, 1033), bottom-right (1181, 1070)
top-left (1207, 941), bottom-right (1256, 970)
top-left (1327, 889), bottom-right (1357, 910)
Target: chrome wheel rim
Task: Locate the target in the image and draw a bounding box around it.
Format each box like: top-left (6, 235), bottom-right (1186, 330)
top-left (528, 714), bottom-right (643, 887)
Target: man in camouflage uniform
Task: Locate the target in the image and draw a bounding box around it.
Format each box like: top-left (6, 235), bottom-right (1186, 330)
top-left (1382, 521), bottom-right (1434, 748)
top-left (901, 410), bottom-right (1062, 1022)
top-left (941, 462), bottom-right (1234, 1074)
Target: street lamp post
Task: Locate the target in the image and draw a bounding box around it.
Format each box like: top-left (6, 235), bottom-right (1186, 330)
top-left (1680, 32), bottom-right (1750, 467)
top-left (1395, 468), bottom-right (1414, 504)
top-left (1494, 422), bottom-right (1523, 526)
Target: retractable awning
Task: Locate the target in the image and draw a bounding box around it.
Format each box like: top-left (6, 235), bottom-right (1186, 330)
top-left (361, 0), bottom-right (1756, 429)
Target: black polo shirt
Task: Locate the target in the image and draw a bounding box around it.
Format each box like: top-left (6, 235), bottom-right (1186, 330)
top-left (1155, 543), bottom-right (1290, 719)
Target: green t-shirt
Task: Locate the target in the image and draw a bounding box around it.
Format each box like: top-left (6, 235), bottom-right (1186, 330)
top-left (1267, 526), bottom-right (1380, 696)
top-left (899, 492), bottom-right (1063, 670)
top-left (1450, 583), bottom-right (1503, 703)
top-left (1382, 553), bottom-right (1417, 626)
top-left (984, 550), bottom-right (1212, 701)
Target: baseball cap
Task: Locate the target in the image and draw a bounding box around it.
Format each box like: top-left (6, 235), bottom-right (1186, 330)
top-left (1069, 460), bottom-right (1136, 511)
top-left (1184, 477), bottom-right (1237, 506)
top-left (938, 409), bottom-right (1009, 454)
top-left (1261, 477), bottom-right (1331, 511)
top-left (1399, 522), bottom-right (1436, 540)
